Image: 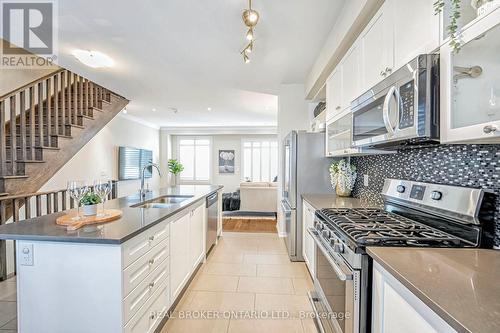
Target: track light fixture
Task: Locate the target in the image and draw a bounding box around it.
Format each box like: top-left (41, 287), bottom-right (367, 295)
top-left (240, 0), bottom-right (260, 63)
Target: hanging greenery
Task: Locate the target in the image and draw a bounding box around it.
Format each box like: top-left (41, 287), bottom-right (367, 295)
top-left (434, 0), bottom-right (462, 53)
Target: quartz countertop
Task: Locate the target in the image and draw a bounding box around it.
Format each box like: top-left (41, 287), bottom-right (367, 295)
top-left (0, 185), bottom-right (222, 244)
top-left (302, 193), bottom-right (379, 210)
top-left (368, 247), bottom-right (500, 333)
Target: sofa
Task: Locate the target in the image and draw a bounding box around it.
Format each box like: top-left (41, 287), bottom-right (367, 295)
top-left (239, 182), bottom-right (278, 213)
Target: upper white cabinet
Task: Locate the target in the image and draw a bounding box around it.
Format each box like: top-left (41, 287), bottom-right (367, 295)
top-left (440, 8), bottom-right (500, 143)
top-left (326, 68), bottom-right (342, 121)
top-left (340, 44), bottom-right (361, 111)
top-left (360, 3), bottom-right (394, 92)
top-left (390, 0), bottom-right (440, 71)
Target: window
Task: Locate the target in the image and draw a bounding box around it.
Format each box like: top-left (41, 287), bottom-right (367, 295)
top-left (242, 139), bottom-right (278, 182)
top-left (177, 137), bottom-right (211, 183)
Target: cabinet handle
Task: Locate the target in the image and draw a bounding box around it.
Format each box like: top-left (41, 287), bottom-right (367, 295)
top-left (483, 125), bottom-right (497, 134)
top-left (335, 106), bottom-right (341, 110)
top-left (380, 70), bottom-right (386, 77)
top-left (385, 67), bottom-right (392, 74)
top-left (148, 259), bottom-right (155, 265)
top-left (148, 235), bottom-right (155, 241)
top-left (150, 313), bottom-right (156, 320)
top-left (149, 281), bottom-right (155, 289)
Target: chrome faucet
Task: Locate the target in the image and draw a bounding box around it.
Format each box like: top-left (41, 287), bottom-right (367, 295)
top-left (140, 162), bottom-right (162, 198)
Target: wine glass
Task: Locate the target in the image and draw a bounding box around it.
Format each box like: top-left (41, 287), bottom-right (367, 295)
top-left (94, 180), bottom-right (112, 217)
top-left (67, 181), bottom-right (89, 220)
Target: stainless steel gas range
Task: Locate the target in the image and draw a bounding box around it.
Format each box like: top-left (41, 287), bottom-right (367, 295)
top-left (307, 178), bottom-right (495, 333)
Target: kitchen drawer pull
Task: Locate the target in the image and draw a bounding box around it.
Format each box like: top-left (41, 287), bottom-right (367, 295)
top-left (335, 106), bottom-right (341, 110)
top-left (149, 282), bottom-right (155, 289)
top-left (150, 313), bottom-right (156, 320)
top-left (148, 259), bottom-right (155, 265)
top-left (148, 235), bottom-right (155, 241)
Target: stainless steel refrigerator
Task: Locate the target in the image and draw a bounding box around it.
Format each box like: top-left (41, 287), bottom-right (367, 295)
top-left (281, 130), bottom-right (333, 261)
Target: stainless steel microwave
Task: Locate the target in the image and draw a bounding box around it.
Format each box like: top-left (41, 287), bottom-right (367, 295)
top-left (351, 54), bottom-right (440, 149)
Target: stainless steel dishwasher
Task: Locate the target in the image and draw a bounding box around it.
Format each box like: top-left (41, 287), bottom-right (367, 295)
top-left (206, 192), bottom-right (218, 255)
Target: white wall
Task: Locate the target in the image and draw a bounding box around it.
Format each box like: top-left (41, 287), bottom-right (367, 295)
top-left (277, 84), bottom-right (309, 235)
top-left (40, 114), bottom-right (161, 197)
top-left (169, 133), bottom-right (277, 193)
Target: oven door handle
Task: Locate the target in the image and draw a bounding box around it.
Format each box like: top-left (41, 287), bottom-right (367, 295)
top-left (308, 228), bottom-right (353, 281)
top-left (382, 85), bottom-right (400, 136)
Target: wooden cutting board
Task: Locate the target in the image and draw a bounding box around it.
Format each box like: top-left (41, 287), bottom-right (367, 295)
top-left (56, 209), bottom-right (122, 231)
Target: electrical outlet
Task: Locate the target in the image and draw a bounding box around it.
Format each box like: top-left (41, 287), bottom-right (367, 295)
top-left (364, 174), bottom-right (369, 187)
top-left (20, 243), bottom-right (34, 266)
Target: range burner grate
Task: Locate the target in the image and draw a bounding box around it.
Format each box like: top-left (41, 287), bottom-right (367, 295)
top-left (319, 208), bottom-right (463, 247)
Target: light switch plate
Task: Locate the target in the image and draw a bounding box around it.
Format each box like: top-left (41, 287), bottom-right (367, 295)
top-left (364, 174), bottom-right (369, 187)
top-left (20, 243), bottom-right (34, 266)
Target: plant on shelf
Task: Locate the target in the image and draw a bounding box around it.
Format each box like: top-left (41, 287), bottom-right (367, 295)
top-left (80, 191), bottom-right (102, 216)
top-left (435, 0), bottom-right (495, 53)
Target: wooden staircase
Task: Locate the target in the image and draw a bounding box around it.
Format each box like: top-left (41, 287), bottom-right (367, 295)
top-left (0, 69), bottom-right (129, 196)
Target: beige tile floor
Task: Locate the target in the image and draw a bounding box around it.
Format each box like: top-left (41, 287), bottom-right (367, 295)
top-left (161, 232), bottom-right (316, 333)
top-left (0, 276), bottom-right (17, 332)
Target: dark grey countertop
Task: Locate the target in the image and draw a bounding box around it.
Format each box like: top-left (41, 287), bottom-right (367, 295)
top-left (302, 193), bottom-right (379, 210)
top-left (368, 247), bottom-right (500, 333)
top-left (0, 185), bottom-right (222, 245)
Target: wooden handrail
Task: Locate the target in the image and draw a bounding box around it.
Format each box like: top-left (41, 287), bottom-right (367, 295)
top-left (0, 68), bottom-right (65, 101)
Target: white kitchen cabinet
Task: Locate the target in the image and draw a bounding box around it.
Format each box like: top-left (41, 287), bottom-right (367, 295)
top-left (326, 68), bottom-right (342, 121)
top-left (170, 201), bottom-right (206, 301)
top-left (372, 262), bottom-right (457, 333)
top-left (302, 200), bottom-right (316, 277)
top-left (440, 8), bottom-right (500, 143)
top-left (360, 3), bottom-right (394, 92)
top-left (390, 0), bottom-right (440, 71)
top-left (170, 213), bottom-right (190, 300)
top-left (340, 44), bottom-right (361, 111)
top-left (189, 202), bottom-right (205, 269)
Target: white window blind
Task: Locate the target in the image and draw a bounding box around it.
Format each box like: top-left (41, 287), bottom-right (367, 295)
top-left (242, 139), bottom-right (278, 182)
top-left (178, 138), bottom-right (211, 182)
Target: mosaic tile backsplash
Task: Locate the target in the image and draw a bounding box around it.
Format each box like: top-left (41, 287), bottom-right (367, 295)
top-left (350, 144), bottom-right (500, 248)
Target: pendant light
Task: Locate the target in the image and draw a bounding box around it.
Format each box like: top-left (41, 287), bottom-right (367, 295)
top-left (240, 0), bottom-right (260, 63)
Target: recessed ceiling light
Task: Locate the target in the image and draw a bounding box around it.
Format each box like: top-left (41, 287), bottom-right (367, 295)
top-left (207, 107), bottom-right (212, 111)
top-left (152, 108), bottom-right (156, 112)
top-left (72, 49), bottom-right (114, 68)
top-left (122, 108), bottom-right (127, 114)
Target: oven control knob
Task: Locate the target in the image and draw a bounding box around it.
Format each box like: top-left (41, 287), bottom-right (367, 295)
top-left (321, 230), bottom-right (331, 239)
top-left (430, 191), bottom-right (443, 200)
top-left (396, 185), bottom-right (406, 193)
top-left (315, 222), bottom-right (323, 231)
top-left (333, 241), bottom-right (345, 254)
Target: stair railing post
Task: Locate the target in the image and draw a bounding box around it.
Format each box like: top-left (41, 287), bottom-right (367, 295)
top-left (78, 75), bottom-right (84, 116)
top-left (73, 73), bottom-right (78, 124)
top-left (29, 87), bottom-right (36, 159)
top-left (60, 71), bottom-right (66, 135)
top-left (19, 90), bottom-right (26, 162)
top-left (9, 95), bottom-right (17, 175)
top-left (53, 74), bottom-right (59, 138)
top-left (37, 82), bottom-right (44, 151)
top-left (0, 101), bottom-right (6, 176)
top-left (45, 78), bottom-right (52, 146)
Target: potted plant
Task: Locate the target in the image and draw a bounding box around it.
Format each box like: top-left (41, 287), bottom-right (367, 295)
top-left (80, 191), bottom-right (102, 216)
top-left (167, 159), bottom-right (184, 185)
top-left (329, 160), bottom-right (357, 197)
top-left (435, 0), bottom-right (498, 53)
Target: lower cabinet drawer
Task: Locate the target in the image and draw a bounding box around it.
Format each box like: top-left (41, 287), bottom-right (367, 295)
top-left (124, 280), bottom-right (170, 333)
top-left (123, 258), bottom-right (170, 324)
top-left (123, 237), bottom-right (169, 297)
top-left (122, 221), bottom-right (170, 268)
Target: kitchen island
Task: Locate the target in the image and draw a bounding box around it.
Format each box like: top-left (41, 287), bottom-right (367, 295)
top-left (0, 185), bottom-right (222, 333)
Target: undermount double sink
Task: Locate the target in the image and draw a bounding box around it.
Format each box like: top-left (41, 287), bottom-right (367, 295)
top-left (131, 195), bottom-right (194, 209)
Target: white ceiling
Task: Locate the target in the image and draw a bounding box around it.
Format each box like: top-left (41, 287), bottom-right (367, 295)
top-left (56, 0), bottom-right (345, 128)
